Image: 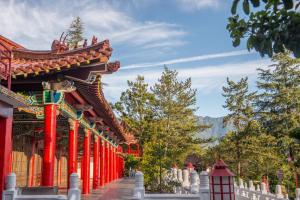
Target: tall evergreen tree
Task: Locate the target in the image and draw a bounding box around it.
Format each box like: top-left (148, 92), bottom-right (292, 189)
top-left (113, 76), bottom-right (154, 148)
top-left (256, 52), bottom-right (300, 138)
top-left (256, 52), bottom-right (300, 187)
top-left (151, 67), bottom-right (201, 161)
top-left (67, 16), bottom-right (84, 48)
top-left (222, 77), bottom-right (256, 178)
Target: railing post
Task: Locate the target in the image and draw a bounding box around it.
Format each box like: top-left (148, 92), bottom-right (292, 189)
top-left (182, 169), bottom-right (190, 193)
top-left (2, 173), bottom-right (17, 200)
top-left (261, 182), bottom-right (267, 194)
top-left (133, 171), bottom-right (145, 200)
top-left (249, 180), bottom-right (255, 191)
top-left (239, 179), bottom-right (244, 188)
top-left (275, 185), bottom-right (283, 198)
top-left (190, 170), bottom-right (199, 194)
top-left (68, 173), bottom-right (81, 200)
top-left (296, 188), bottom-right (300, 200)
top-left (172, 167), bottom-right (178, 181)
top-left (256, 184), bottom-right (260, 192)
top-left (177, 169), bottom-right (183, 183)
top-left (199, 171), bottom-right (210, 200)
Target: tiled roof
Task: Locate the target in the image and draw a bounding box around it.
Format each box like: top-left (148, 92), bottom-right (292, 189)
top-left (10, 40), bottom-right (114, 78)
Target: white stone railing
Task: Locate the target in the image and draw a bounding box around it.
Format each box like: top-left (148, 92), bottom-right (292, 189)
top-left (133, 171), bottom-right (300, 200)
top-left (133, 170), bottom-right (210, 200)
top-left (2, 173), bottom-right (81, 200)
top-left (235, 179), bottom-right (300, 200)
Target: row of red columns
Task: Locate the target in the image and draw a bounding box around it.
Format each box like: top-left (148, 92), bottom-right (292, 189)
top-left (0, 102), bottom-right (125, 198)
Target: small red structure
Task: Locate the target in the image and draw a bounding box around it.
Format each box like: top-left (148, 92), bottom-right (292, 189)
top-left (209, 159), bottom-right (235, 200)
top-left (187, 162), bottom-right (194, 169)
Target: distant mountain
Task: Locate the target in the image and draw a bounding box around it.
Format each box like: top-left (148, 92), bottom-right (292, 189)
top-left (196, 116), bottom-right (234, 140)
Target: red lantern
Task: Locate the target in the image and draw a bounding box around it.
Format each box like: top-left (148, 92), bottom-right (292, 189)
top-left (209, 159), bottom-right (235, 200)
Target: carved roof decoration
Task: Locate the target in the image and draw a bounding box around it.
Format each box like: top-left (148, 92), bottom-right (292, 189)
top-left (0, 35), bottom-right (118, 79)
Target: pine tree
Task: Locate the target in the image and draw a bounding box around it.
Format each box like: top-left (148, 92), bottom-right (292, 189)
top-left (116, 68), bottom-right (205, 191)
top-left (222, 77), bottom-right (256, 179)
top-left (151, 67), bottom-right (201, 160)
top-left (256, 52), bottom-right (300, 189)
top-left (67, 16), bottom-right (84, 48)
top-left (113, 76), bottom-right (154, 148)
top-left (256, 52), bottom-right (300, 139)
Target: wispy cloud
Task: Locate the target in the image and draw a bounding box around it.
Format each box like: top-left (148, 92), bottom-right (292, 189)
top-left (103, 59), bottom-right (271, 102)
top-left (0, 0), bottom-right (186, 51)
top-left (176, 0), bottom-right (222, 11)
top-left (122, 50), bottom-right (255, 70)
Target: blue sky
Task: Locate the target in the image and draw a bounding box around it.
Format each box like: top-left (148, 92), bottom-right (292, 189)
top-left (0, 0), bottom-right (272, 117)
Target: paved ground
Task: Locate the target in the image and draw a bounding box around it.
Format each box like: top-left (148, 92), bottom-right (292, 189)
top-left (82, 178), bottom-right (135, 200)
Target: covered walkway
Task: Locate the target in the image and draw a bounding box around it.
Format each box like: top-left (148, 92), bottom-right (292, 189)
top-left (82, 178), bottom-right (135, 200)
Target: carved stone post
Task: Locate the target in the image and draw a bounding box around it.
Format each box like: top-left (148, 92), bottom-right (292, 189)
top-left (2, 173), bottom-right (17, 200)
top-left (133, 171), bottom-right (145, 200)
top-left (261, 182), bottom-right (267, 194)
top-left (275, 185), bottom-right (284, 198)
top-left (239, 178), bottom-right (244, 188)
top-left (295, 188), bottom-right (300, 200)
top-left (199, 171), bottom-right (210, 200)
top-left (249, 180), bottom-right (255, 191)
top-left (68, 173), bottom-right (81, 200)
top-left (190, 170), bottom-right (199, 194)
top-left (177, 169), bottom-right (183, 183)
top-left (182, 169), bottom-right (190, 193)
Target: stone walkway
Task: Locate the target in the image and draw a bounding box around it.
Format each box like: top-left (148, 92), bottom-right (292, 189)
top-left (82, 178), bottom-right (135, 200)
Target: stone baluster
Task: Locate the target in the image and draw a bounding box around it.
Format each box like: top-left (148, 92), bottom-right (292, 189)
top-left (249, 180), bottom-right (255, 191)
top-left (172, 168), bottom-right (178, 181)
top-left (256, 184), bottom-right (261, 192)
top-left (68, 173), bottom-right (81, 200)
top-left (296, 188), bottom-right (300, 200)
top-left (261, 182), bottom-right (267, 194)
top-left (182, 169), bottom-right (190, 193)
top-left (2, 173), bottom-right (17, 200)
top-left (190, 170), bottom-right (199, 194)
top-left (199, 171), bottom-right (210, 200)
top-left (244, 182), bottom-right (248, 189)
top-left (284, 193), bottom-right (288, 199)
top-left (177, 169), bottom-right (183, 183)
top-left (133, 171), bottom-right (145, 200)
top-left (275, 185), bottom-right (283, 199)
top-left (239, 179), bottom-right (244, 188)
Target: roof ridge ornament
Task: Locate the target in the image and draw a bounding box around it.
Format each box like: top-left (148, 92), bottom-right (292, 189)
top-left (51, 32), bottom-right (69, 53)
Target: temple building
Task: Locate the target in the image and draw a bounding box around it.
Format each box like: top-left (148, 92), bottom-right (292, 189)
top-left (0, 34), bottom-right (140, 198)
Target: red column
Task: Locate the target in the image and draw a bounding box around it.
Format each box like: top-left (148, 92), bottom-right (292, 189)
top-left (116, 148), bottom-right (118, 179)
top-left (105, 142), bottom-right (109, 184)
top-left (41, 104), bottom-right (57, 186)
top-left (112, 147), bottom-right (114, 181)
top-left (128, 144), bottom-right (131, 154)
top-left (82, 129), bottom-right (91, 194)
top-left (114, 147), bottom-right (116, 180)
top-left (0, 116), bottom-right (13, 199)
top-left (93, 136), bottom-right (99, 189)
top-left (68, 119), bottom-right (78, 188)
top-left (99, 139), bottom-right (105, 186)
top-left (29, 137), bottom-right (35, 186)
top-left (136, 144), bottom-right (140, 157)
top-left (109, 145), bottom-right (113, 182)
